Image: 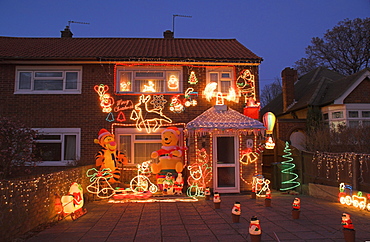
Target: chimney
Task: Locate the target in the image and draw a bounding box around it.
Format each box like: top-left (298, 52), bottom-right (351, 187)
top-left (281, 67), bottom-right (297, 112)
top-left (61, 26), bottom-right (73, 38)
top-left (163, 30), bottom-right (174, 39)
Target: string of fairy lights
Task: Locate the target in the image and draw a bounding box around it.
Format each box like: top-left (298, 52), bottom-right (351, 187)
top-left (312, 151), bottom-right (370, 182)
top-left (0, 169), bottom-right (83, 213)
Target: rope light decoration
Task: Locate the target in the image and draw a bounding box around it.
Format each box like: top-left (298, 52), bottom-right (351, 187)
top-left (280, 141), bottom-right (300, 191)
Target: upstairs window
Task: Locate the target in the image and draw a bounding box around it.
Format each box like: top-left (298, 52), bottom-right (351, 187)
top-left (15, 66), bottom-right (82, 94)
top-left (207, 69), bottom-right (233, 94)
top-left (116, 66), bottom-right (182, 94)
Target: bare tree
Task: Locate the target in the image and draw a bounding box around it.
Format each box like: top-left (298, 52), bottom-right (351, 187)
top-left (294, 18), bottom-right (370, 76)
top-left (260, 77), bottom-right (282, 107)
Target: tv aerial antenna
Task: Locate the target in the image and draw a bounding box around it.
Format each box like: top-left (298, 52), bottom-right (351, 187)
top-left (68, 20), bottom-right (90, 27)
top-left (172, 14), bottom-right (192, 37)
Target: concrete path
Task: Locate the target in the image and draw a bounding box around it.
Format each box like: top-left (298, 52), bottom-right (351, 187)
top-left (26, 192), bottom-right (370, 242)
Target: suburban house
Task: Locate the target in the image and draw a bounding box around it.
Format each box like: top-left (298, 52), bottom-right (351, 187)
top-left (0, 27), bottom-right (267, 193)
top-left (261, 67), bottom-right (370, 150)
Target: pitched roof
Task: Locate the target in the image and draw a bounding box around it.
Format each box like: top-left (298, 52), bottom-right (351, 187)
top-left (186, 106), bottom-right (265, 135)
top-left (261, 67), bottom-right (346, 116)
top-left (0, 37), bottom-right (262, 63)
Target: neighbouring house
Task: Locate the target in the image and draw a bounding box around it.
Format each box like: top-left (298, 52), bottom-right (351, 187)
top-left (260, 66), bottom-right (370, 188)
top-left (0, 26), bottom-right (266, 193)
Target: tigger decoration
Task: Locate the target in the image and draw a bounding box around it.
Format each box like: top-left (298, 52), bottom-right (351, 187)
top-left (94, 128), bottom-right (128, 184)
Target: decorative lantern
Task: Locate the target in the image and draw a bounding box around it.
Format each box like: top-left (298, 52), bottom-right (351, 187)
top-left (262, 112), bottom-right (276, 149)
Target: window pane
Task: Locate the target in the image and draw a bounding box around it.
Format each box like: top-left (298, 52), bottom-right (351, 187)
top-left (35, 72), bottom-right (63, 77)
top-left (36, 135), bottom-right (61, 140)
top-left (19, 72), bottom-right (32, 89)
top-left (349, 121), bottom-right (359, 128)
top-left (34, 80), bottom-right (63, 90)
top-left (217, 167), bottom-right (235, 187)
top-left (119, 72), bottom-right (132, 92)
top-left (363, 120), bottom-right (370, 126)
top-left (210, 73), bottom-right (218, 82)
top-left (138, 80), bottom-right (164, 92)
top-left (135, 135), bottom-right (161, 140)
top-left (64, 135), bottom-right (76, 160)
top-left (362, 111), bottom-right (370, 117)
top-left (136, 72), bottom-right (163, 77)
top-left (217, 137), bottom-right (235, 164)
top-left (348, 111), bottom-right (358, 118)
top-left (221, 73), bottom-right (230, 78)
top-left (119, 135), bottom-right (132, 163)
top-left (332, 111), bottom-right (343, 119)
top-left (66, 72), bottom-right (78, 89)
top-left (134, 143), bottom-right (161, 163)
top-left (36, 143), bottom-right (61, 161)
top-left (220, 81), bottom-right (231, 93)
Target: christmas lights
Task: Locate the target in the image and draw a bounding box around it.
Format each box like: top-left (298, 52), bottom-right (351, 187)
top-left (167, 75), bottom-right (179, 90)
top-left (280, 141), bottom-right (300, 191)
top-left (130, 95), bottom-right (172, 133)
top-left (150, 94), bottom-right (168, 109)
top-left (236, 69), bottom-right (256, 104)
top-left (114, 99), bottom-right (134, 112)
top-left (130, 161), bottom-right (158, 194)
top-left (142, 81), bottom-right (156, 92)
top-left (252, 174), bottom-right (270, 197)
top-left (61, 182), bottom-right (87, 220)
top-left (86, 168), bottom-right (116, 198)
top-left (338, 183), bottom-right (370, 212)
top-left (262, 112), bottom-right (276, 149)
top-left (188, 71), bottom-right (198, 84)
top-left (186, 148), bottom-right (212, 197)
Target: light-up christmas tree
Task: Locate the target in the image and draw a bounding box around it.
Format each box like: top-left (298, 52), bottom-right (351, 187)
top-left (280, 141), bottom-right (300, 191)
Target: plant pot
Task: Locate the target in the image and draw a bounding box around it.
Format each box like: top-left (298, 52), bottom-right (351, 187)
top-left (265, 199), bottom-right (271, 207)
top-left (232, 214), bottom-right (240, 223)
top-left (250, 234), bottom-right (261, 242)
top-left (343, 229), bottom-right (355, 242)
top-left (292, 209), bottom-right (300, 219)
top-left (251, 192), bottom-right (256, 199)
top-left (214, 202), bottom-right (221, 209)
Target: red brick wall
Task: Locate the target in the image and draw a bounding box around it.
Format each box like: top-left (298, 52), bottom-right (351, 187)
top-left (276, 119), bottom-right (306, 142)
top-left (344, 77), bottom-right (370, 103)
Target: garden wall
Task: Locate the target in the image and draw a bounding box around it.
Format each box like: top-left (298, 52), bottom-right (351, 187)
top-left (0, 165), bottom-right (94, 242)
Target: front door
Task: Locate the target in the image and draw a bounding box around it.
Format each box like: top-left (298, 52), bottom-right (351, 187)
top-left (213, 134), bottom-right (239, 193)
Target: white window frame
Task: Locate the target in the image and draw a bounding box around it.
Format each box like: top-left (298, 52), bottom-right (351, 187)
top-left (206, 67), bottom-right (234, 94)
top-left (115, 128), bottom-right (183, 165)
top-left (33, 128), bottom-right (81, 166)
top-left (15, 66), bottom-right (82, 94)
top-left (116, 66), bottom-right (183, 94)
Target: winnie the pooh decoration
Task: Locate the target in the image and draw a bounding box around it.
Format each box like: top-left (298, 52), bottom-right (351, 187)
top-left (94, 128), bottom-right (128, 184)
top-left (151, 127), bottom-right (184, 191)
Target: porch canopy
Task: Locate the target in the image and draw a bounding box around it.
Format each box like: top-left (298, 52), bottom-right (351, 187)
top-left (185, 105), bottom-right (265, 136)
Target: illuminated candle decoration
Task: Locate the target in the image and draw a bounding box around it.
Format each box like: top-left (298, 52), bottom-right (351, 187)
top-left (186, 148), bottom-right (212, 197)
top-left (280, 142), bottom-right (300, 191)
top-left (167, 75), bottom-right (179, 90)
top-left (338, 183), bottom-right (369, 211)
top-left (61, 182), bottom-right (87, 220)
top-left (143, 81), bottom-right (156, 92)
top-left (150, 95), bottom-right (168, 109)
top-left (215, 92), bottom-right (224, 105)
top-left (130, 95), bottom-right (172, 133)
top-left (86, 168), bottom-right (116, 199)
top-left (262, 112), bottom-right (276, 149)
top-left (188, 71), bottom-right (198, 84)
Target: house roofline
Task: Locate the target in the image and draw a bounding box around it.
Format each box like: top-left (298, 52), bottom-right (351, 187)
top-left (334, 71), bottom-right (370, 104)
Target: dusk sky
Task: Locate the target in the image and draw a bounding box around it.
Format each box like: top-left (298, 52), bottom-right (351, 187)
top-left (1, 0), bottom-right (369, 89)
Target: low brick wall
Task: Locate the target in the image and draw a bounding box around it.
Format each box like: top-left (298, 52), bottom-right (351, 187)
top-left (0, 165), bottom-right (94, 242)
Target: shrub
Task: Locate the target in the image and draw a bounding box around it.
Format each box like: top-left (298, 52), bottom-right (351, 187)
top-left (0, 117), bottom-right (39, 179)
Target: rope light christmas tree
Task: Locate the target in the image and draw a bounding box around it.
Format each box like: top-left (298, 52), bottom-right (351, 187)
top-left (280, 141), bottom-right (300, 191)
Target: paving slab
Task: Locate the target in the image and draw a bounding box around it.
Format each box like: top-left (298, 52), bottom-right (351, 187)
top-left (23, 191), bottom-right (370, 242)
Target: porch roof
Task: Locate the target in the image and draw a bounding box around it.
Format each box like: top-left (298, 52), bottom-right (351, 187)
top-left (185, 105), bottom-right (265, 135)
